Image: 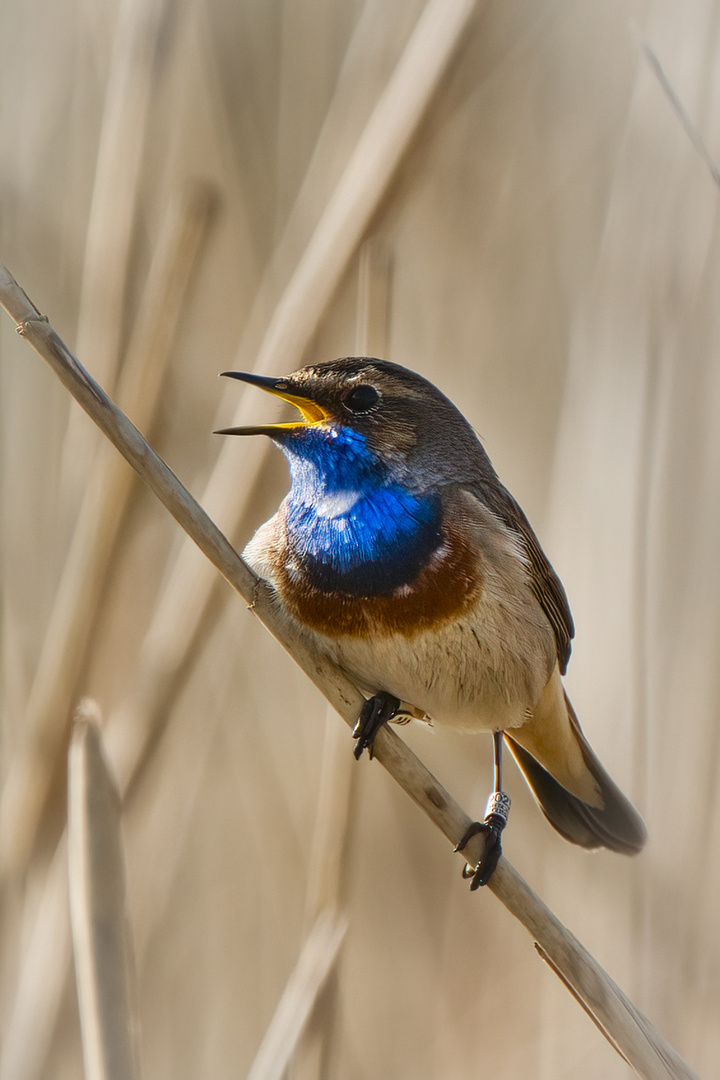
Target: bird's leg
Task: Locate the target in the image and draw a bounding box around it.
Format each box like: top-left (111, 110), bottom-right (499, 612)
top-left (352, 691), bottom-right (401, 760)
top-left (454, 731), bottom-right (511, 889)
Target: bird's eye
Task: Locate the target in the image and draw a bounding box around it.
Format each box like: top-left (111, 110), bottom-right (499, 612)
top-left (343, 384), bottom-right (379, 413)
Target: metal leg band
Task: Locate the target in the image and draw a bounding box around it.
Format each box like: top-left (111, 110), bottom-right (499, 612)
top-left (484, 790), bottom-right (511, 827)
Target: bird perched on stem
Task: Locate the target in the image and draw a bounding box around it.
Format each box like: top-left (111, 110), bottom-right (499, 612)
top-left (217, 357), bottom-right (646, 886)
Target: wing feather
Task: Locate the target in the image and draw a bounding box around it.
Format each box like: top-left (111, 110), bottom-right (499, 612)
top-left (464, 477), bottom-right (574, 673)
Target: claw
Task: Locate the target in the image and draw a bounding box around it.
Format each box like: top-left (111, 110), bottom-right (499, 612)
top-left (455, 820), bottom-right (504, 888)
top-left (455, 791), bottom-right (511, 889)
top-left (353, 691), bottom-right (401, 759)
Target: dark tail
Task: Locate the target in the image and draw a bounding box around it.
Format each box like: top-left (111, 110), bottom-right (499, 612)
top-left (504, 705), bottom-right (647, 854)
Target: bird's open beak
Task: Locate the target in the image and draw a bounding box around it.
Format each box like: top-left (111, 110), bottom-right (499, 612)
top-left (214, 370), bottom-right (329, 436)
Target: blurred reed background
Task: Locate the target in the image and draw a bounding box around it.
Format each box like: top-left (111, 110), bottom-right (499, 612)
top-left (0, 0), bottom-right (718, 1076)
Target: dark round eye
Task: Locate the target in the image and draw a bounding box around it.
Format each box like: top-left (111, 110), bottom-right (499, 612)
top-left (343, 384), bottom-right (379, 413)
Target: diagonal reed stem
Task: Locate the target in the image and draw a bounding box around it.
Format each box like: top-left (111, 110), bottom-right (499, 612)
top-left (0, 262), bottom-right (701, 1080)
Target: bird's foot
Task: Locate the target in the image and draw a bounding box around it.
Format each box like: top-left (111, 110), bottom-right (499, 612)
top-left (454, 791), bottom-right (511, 889)
top-left (352, 691), bottom-right (401, 760)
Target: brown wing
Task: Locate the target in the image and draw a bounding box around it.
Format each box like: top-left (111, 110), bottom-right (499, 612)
top-left (468, 478), bottom-right (575, 673)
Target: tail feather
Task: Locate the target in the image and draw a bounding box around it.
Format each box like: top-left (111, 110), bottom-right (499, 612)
top-left (504, 694), bottom-right (647, 854)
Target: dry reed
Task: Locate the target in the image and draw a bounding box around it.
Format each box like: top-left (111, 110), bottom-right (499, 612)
top-left (68, 701), bottom-right (140, 1080)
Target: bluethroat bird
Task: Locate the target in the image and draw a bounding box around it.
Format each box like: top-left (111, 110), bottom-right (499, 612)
top-left (217, 357), bottom-right (647, 887)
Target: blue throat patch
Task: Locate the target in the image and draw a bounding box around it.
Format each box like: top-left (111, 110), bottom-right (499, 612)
top-left (276, 425), bottom-right (442, 596)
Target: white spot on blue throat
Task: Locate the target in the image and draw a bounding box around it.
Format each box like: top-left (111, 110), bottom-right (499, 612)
top-left (314, 490), bottom-right (363, 518)
top-left (276, 424), bottom-right (442, 595)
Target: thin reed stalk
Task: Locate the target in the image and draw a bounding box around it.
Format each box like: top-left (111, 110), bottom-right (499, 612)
top-left (289, 712), bottom-right (354, 1080)
top-left (0, 839), bottom-right (71, 1080)
top-left (67, 700), bottom-right (140, 1080)
top-left (245, 908), bottom-right (348, 1080)
top-left (61, 0), bottom-right (179, 505)
top-left (73, 0), bottom-right (176, 388)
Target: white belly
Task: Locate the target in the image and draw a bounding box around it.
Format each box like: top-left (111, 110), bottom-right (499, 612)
top-left (301, 581), bottom-right (556, 734)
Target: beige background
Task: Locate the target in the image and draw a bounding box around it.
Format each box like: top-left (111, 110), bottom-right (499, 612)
top-left (1, 0), bottom-right (718, 1076)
